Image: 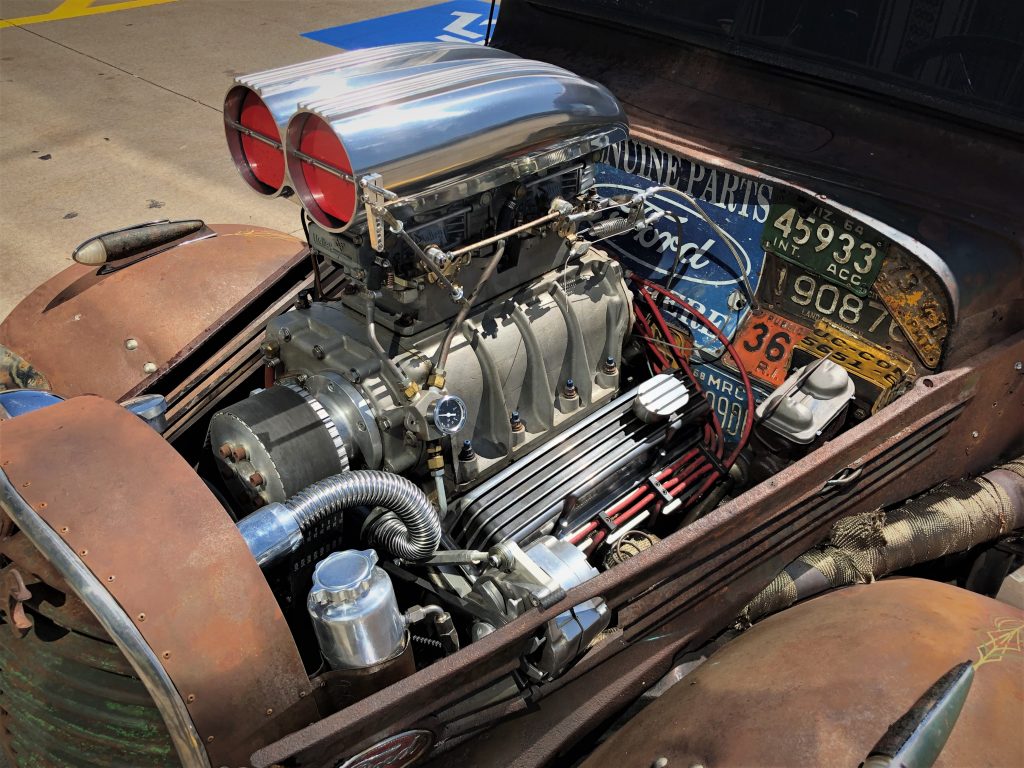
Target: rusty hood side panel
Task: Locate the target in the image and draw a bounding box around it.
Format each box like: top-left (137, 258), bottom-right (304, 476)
top-left (0, 224), bottom-right (306, 400)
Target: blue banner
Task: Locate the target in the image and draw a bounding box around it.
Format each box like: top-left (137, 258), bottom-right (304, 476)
top-left (596, 140), bottom-right (773, 354)
top-left (303, 1), bottom-right (496, 50)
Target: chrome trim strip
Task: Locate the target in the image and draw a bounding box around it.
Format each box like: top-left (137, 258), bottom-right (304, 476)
top-left (0, 468), bottom-right (211, 768)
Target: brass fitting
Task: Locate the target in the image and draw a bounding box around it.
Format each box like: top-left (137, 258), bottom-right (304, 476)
top-left (403, 381), bottom-right (421, 400)
top-left (426, 442), bottom-right (444, 471)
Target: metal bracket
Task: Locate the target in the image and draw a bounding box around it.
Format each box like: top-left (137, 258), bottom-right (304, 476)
top-left (423, 549), bottom-right (493, 567)
top-left (5, 568), bottom-right (33, 637)
top-left (822, 465), bottom-right (863, 493)
top-left (648, 475), bottom-right (682, 515)
top-left (360, 173), bottom-right (394, 253)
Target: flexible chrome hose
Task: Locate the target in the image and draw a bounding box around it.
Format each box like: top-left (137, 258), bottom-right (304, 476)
top-left (239, 470), bottom-right (441, 566)
top-left (291, 471), bottom-right (441, 561)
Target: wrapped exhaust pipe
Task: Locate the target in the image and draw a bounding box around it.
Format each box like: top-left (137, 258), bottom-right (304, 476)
top-left (741, 457), bottom-right (1024, 623)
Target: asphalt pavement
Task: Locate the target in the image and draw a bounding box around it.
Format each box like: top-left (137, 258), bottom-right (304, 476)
top-left (0, 0), bottom-right (444, 319)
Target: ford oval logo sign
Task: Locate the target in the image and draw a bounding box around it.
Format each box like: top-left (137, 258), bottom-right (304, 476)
top-left (595, 139), bottom-right (775, 354)
top-left (595, 181), bottom-right (755, 288)
top-left (336, 730), bottom-right (433, 768)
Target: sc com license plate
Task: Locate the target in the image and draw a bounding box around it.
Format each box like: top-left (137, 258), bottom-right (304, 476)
top-left (795, 320), bottom-right (915, 412)
top-left (761, 197), bottom-right (888, 296)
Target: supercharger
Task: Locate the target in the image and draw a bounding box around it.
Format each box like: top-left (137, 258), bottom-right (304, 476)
top-left (211, 248), bottom-right (631, 507)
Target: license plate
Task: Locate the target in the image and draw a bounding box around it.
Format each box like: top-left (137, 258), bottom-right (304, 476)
top-left (725, 310), bottom-right (808, 387)
top-left (691, 364), bottom-right (771, 444)
top-left (758, 259), bottom-right (917, 355)
top-left (795, 320), bottom-right (915, 412)
top-left (761, 197), bottom-right (888, 296)
top-left (872, 248), bottom-right (949, 370)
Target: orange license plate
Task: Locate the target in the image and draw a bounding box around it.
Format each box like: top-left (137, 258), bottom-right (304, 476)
top-left (727, 310), bottom-right (808, 387)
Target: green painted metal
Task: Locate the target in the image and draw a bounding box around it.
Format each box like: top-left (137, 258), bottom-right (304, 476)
top-left (761, 193), bottom-right (888, 297)
top-left (0, 561), bottom-right (177, 767)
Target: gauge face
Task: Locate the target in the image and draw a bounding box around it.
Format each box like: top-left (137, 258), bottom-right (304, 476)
top-left (431, 395), bottom-right (467, 435)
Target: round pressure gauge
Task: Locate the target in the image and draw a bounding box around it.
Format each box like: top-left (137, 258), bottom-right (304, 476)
top-left (430, 395), bottom-right (468, 435)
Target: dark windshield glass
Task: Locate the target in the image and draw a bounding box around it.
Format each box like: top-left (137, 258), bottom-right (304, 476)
top-left (533, 0), bottom-right (1024, 123)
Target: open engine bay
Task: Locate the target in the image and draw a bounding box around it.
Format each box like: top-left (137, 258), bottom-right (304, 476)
top-left (202, 42), bottom-right (955, 690)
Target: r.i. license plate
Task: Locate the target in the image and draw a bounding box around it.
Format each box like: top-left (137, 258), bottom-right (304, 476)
top-left (725, 309), bottom-right (807, 388)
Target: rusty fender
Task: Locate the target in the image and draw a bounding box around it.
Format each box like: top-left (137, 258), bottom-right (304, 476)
top-left (0, 224), bottom-right (307, 401)
top-left (0, 396), bottom-right (318, 767)
top-left (580, 578), bottom-right (1024, 768)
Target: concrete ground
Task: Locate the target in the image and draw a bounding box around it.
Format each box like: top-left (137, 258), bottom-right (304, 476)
top-left (0, 0), bottom-right (436, 320)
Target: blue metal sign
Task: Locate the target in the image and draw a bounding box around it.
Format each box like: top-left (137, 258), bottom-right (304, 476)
top-left (596, 140), bottom-right (773, 354)
top-left (303, 1), bottom-right (496, 51)
top-left (691, 363), bottom-right (770, 444)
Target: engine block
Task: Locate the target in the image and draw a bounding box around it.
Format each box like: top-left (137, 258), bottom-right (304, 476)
top-left (210, 247), bottom-right (631, 507)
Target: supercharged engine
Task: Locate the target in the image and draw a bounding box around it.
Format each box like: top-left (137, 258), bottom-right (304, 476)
top-left (214, 44), bottom-right (687, 682)
top-left (216, 43), bottom-right (634, 509)
top-left (195, 42), bottom-right (942, 693)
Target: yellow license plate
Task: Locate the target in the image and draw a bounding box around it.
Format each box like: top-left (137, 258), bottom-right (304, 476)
top-left (796, 320), bottom-right (915, 410)
top-left (873, 248), bottom-right (950, 370)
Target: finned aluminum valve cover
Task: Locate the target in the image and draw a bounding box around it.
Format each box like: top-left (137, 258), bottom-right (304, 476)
top-left (450, 379), bottom-right (709, 550)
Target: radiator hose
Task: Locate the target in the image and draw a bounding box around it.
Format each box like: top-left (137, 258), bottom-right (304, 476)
top-left (238, 471), bottom-right (441, 567)
top-left (740, 457), bottom-right (1024, 623)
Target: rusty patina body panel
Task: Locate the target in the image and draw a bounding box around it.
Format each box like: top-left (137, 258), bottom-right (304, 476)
top-left (0, 396), bottom-right (317, 767)
top-left (580, 578), bottom-right (1024, 768)
top-left (0, 224), bottom-right (306, 400)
